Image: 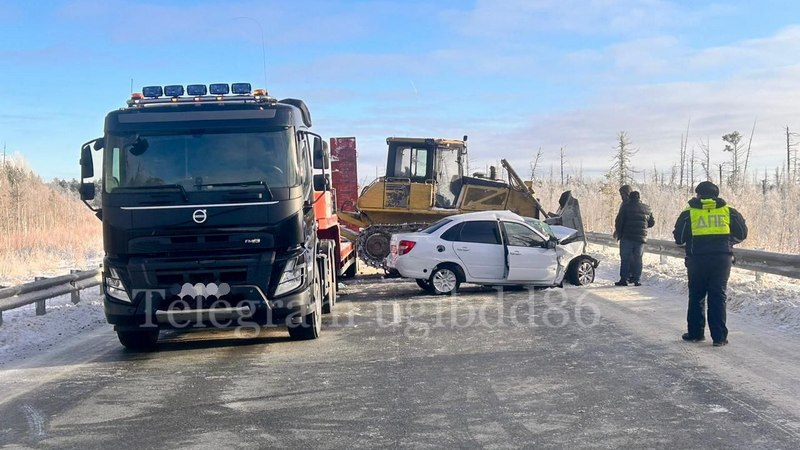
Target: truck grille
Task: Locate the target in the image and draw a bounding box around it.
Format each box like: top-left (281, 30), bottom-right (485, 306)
top-left (155, 268), bottom-right (248, 286)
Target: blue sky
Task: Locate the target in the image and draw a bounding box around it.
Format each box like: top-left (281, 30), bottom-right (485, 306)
top-left (3, 0), bottom-right (800, 184)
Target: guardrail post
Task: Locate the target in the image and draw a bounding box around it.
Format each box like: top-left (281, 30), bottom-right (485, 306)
top-left (70, 270), bottom-right (81, 304)
top-left (660, 253), bottom-right (668, 265)
top-left (755, 271), bottom-right (763, 283)
top-left (34, 276), bottom-right (47, 316)
top-left (0, 310), bottom-right (3, 327)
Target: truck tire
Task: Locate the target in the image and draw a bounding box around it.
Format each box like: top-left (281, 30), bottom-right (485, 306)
top-left (288, 270), bottom-right (322, 340)
top-left (341, 257), bottom-right (358, 279)
top-left (320, 239), bottom-right (337, 314)
top-left (116, 328), bottom-right (159, 351)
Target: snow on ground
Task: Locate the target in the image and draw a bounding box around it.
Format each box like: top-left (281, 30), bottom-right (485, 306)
top-left (1, 247), bottom-right (798, 366)
top-left (0, 288), bottom-right (106, 366)
top-left (587, 243), bottom-right (800, 334)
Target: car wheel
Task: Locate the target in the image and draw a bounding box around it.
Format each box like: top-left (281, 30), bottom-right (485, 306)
top-left (568, 257), bottom-right (595, 286)
top-left (116, 328), bottom-right (159, 351)
top-left (429, 266), bottom-right (461, 295)
top-left (415, 278), bottom-right (436, 294)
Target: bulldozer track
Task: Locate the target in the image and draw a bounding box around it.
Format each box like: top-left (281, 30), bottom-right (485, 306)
top-left (356, 223), bottom-right (428, 268)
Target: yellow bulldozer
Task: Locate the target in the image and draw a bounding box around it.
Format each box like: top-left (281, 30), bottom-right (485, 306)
top-left (337, 136), bottom-right (559, 267)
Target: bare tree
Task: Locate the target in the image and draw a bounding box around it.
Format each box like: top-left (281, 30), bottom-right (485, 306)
top-left (698, 137), bottom-right (711, 180)
top-left (607, 131), bottom-right (638, 187)
top-left (559, 147), bottom-right (566, 186)
top-left (679, 120), bottom-right (690, 188)
top-left (786, 126), bottom-right (799, 185)
top-left (529, 147), bottom-right (543, 182)
top-left (742, 120), bottom-right (756, 184)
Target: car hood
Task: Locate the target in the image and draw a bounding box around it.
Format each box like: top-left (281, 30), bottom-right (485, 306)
top-left (549, 225), bottom-right (579, 243)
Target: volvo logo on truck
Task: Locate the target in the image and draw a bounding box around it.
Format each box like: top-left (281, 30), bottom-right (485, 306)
top-left (192, 209), bottom-right (207, 224)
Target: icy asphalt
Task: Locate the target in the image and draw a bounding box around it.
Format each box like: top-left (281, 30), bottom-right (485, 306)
top-left (1, 271), bottom-right (799, 449)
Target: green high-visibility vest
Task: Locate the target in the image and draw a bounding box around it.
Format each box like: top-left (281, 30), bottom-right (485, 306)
top-left (687, 199), bottom-right (731, 236)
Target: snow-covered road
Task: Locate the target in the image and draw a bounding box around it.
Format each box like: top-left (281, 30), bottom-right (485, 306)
top-left (1, 259), bottom-right (799, 447)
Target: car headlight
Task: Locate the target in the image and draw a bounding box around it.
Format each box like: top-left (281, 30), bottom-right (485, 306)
top-left (273, 255), bottom-right (305, 297)
top-left (105, 268), bottom-right (131, 303)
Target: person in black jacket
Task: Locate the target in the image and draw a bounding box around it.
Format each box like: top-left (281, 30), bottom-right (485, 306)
top-left (673, 181), bottom-right (748, 347)
top-left (614, 191), bottom-right (655, 286)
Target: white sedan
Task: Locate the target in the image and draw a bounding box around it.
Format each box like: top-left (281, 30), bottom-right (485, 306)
top-left (386, 210), bottom-right (598, 295)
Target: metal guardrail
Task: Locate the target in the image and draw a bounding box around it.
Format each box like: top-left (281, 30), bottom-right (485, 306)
top-left (0, 235), bottom-right (797, 327)
top-left (0, 269), bottom-right (102, 327)
top-left (586, 232), bottom-right (800, 279)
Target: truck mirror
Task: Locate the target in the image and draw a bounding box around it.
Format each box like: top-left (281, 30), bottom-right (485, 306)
top-left (79, 182), bottom-right (96, 201)
top-left (313, 174), bottom-right (331, 192)
top-left (80, 144), bottom-right (94, 179)
top-left (313, 138), bottom-right (325, 170)
top-left (93, 138), bottom-right (105, 151)
top-left (128, 137), bottom-right (149, 156)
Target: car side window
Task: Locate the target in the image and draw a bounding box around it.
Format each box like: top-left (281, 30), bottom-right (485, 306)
top-left (504, 222), bottom-right (546, 247)
top-left (440, 222), bottom-right (463, 241)
top-left (458, 221), bottom-right (501, 245)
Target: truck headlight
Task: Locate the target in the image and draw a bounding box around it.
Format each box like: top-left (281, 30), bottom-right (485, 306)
top-left (105, 268), bottom-right (131, 303)
top-left (274, 256), bottom-right (305, 297)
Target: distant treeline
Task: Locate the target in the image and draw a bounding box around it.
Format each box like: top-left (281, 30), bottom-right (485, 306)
top-left (0, 158), bottom-right (101, 283)
top-left (532, 179), bottom-right (799, 255)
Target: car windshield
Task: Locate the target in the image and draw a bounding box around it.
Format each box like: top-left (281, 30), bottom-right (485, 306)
top-left (103, 129), bottom-right (298, 193)
top-left (420, 218), bottom-right (452, 234)
top-left (523, 217), bottom-right (556, 239)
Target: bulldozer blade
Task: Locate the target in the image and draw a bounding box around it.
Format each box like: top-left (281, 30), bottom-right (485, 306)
top-left (544, 190), bottom-right (587, 245)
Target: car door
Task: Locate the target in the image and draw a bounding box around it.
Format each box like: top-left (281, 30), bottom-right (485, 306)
top-left (447, 220), bottom-right (505, 280)
top-left (502, 221), bottom-right (558, 283)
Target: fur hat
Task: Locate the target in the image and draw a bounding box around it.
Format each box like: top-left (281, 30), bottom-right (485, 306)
top-left (695, 181), bottom-right (719, 198)
top-left (619, 184), bottom-right (632, 196)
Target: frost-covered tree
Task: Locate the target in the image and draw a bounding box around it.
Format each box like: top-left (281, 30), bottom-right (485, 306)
top-left (722, 131), bottom-right (745, 188)
top-left (606, 131), bottom-right (637, 187)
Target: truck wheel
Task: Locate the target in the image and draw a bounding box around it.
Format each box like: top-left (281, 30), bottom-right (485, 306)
top-left (321, 240), bottom-right (337, 314)
top-left (429, 265), bottom-right (461, 295)
top-left (288, 271), bottom-right (322, 340)
top-left (341, 257), bottom-right (358, 279)
top-left (116, 328), bottom-right (159, 351)
top-left (567, 257), bottom-right (596, 286)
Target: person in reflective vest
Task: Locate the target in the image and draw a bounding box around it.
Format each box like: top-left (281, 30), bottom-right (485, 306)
top-left (673, 181), bottom-right (748, 347)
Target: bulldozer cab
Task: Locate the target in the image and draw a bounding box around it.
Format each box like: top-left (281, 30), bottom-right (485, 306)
top-left (385, 137), bottom-right (465, 208)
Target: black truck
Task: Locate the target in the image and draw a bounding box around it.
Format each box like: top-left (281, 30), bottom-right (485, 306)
top-left (79, 83), bottom-right (339, 349)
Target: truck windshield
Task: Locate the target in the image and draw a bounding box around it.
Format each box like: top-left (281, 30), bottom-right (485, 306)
top-left (103, 129), bottom-right (298, 193)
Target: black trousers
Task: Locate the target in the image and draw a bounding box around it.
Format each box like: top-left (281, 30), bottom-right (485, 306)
top-left (686, 254), bottom-right (733, 342)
